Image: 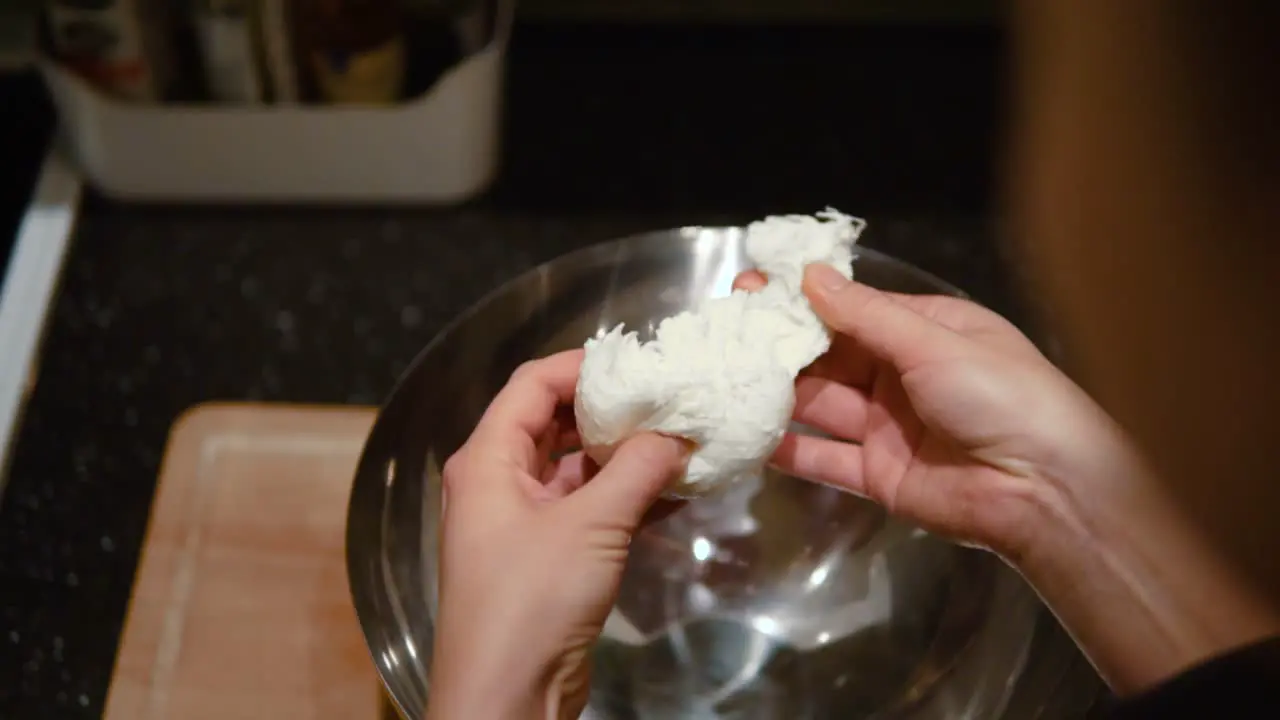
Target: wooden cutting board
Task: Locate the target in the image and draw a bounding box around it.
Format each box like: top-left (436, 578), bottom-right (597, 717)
top-left (103, 403), bottom-right (388, 720)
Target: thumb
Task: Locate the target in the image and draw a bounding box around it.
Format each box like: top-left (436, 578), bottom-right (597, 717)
top-left (571, 433), bottom-right (689, 528)
top-left (804, 263), bottom-right (958, 372)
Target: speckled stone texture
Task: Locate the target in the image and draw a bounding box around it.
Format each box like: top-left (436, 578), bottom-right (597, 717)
top-left (0, 22), bottom-right (1030, 719)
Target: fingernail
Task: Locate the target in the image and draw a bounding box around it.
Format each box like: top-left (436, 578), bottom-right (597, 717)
top-left (656, 434), bottom-right (695, 462)
top-left (806, 264), bottom-right (849, 292)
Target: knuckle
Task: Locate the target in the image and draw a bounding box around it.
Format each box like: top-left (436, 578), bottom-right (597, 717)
top-left (626, 440), bottom-right (666, 467)
top-left (441, 450), bottom-right (471, 494)
top-left (509, 359), bottom-right (543, 384)
top-left (943, 295), bottom-right (981, 313)
top-left (506, 358), bottom-right (537, 381)
top-left (945, 480), bottom-right (990, 544)
top-left (822, 285), bottom-right (877, 331)
top-left (627, 434), bottom-right (684, 469)
top-left (854, 286), bottom-right (895, 316)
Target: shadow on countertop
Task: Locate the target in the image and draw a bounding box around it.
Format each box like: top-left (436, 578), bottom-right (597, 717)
top-left (0, 21), bottom-right (1028, 719)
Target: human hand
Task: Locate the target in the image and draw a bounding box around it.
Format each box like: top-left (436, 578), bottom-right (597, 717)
top-left (427, 350), bottom-right (688, 720)
top-left (735, 264), bottom-right (1131, 562)
top-left (738, 264), bottom-right (1279, 694)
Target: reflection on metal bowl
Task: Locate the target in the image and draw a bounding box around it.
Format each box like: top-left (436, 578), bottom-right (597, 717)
top-left (346, 226), bottom-right (1105, 719)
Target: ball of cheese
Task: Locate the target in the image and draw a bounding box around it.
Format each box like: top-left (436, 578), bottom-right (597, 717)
top-left (575, 209), bottom-right (865, 499)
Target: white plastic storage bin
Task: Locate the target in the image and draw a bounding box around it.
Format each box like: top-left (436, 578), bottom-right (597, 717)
top-left (38, 40), bottom-right (506, 205)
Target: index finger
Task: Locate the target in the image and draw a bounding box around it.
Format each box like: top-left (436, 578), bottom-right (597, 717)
top-left (475, 350), bottom-right (585, 447)
top-left (804, 270), bottom-right (962, 376)
top-left (737, 269), bottom-right (953, 318)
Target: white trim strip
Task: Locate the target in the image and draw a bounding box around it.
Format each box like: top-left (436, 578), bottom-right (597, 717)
top-left (0, 142), bottom-right (82, 494)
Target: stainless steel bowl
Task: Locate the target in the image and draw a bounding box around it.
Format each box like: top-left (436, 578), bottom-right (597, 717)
top-left (347, 226), bottom-right (1105, 719)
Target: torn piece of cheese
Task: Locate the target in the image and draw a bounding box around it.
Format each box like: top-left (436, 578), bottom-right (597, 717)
top-left (575, 209), bottom-right (866, 499)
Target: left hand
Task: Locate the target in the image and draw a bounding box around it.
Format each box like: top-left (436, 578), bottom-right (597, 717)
top-left (427, 349), bottom-right (689, 720)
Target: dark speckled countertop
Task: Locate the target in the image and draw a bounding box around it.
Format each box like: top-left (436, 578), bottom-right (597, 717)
top-left (0, 22), bottom-right (1025, 718)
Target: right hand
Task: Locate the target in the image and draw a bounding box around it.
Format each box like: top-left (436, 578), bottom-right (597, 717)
top-left (742, 264), bottom-right (1280, 695)
top-left (736, 264), bottom-right (1138, 562)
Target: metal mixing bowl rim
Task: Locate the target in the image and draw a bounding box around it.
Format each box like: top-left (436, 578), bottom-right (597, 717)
top-left (345, 225), bottom-right (971, 718)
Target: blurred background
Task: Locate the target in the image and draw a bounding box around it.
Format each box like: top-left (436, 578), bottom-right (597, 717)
top-left (0, 2), bottom-right (1031, 719)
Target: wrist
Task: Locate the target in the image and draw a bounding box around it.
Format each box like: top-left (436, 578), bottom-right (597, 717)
top-left (426, 629), bottom-right (559, 720)
top-left (426, 662), bottom-right (550, 720)
top-left (1013, 449), bottom-right (1279, 695)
